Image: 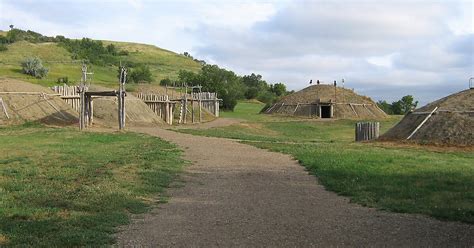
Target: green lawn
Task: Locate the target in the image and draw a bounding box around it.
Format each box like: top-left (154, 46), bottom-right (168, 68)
top-left (0, 123), bottom-right (186, 246)
top-left (181, 101), bottom-right (474, 223)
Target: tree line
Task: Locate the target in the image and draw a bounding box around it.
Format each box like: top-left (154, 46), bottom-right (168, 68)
top-left (377, 95), bottom-right (418, 115)
top-left (160, 64), bottom-right (289, 111)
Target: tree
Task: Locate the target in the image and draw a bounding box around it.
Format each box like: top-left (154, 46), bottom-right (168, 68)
top-left (271, 83), bottom-right (287, 96)
top-left (21, 57), bottom-right (49, 78)
top-left (106, 44), bottom-right (117, 55)
top-left (129, 65), bottom-right (153, 83)
top-left (398, 95), bottom-right (418, 114)
top-left (178, 70), bottom-right (198, 85)
top-left (377, 95), bottom-right (418, 115)
top-left (245, 87), bottom-right (259, 99)
top-left (376, 100), bottom-right (393, 115)
top-left (160, 78), bottom-right (172, 86)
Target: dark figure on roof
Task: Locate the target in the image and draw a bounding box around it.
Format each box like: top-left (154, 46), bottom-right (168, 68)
top-left (309, 79), bottom-right (312, 85)
top-left (317, 80), bottom-right (320, 85)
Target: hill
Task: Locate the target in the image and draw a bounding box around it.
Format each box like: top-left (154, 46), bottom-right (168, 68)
top-left (0, 33), bottom-right (202, 89)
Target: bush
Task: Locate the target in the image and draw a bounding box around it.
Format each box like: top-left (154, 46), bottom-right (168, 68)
top-left (21, 57), bottom-right (49, 78)
top-left (0, 44), bottom-right (7, 51)
top-left (257, 91), bottom-right (276, 105)
top-left (129, 65), bottom-right (153, 83)
top-left (59, 38), bottom-right (128, 65)
top-left (56, 77), bottom-right (69, 84)
top-left (160, 78), bottom-right (172, 86)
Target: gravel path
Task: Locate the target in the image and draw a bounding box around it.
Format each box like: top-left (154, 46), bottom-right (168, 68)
top-left (170, 117), bottom-right (242, 130)
top-left (116, 127), bottom-right (474, 247)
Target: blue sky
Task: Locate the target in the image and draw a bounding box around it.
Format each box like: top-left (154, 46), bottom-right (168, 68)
top-left (0, 0), bottom-right (472, 105)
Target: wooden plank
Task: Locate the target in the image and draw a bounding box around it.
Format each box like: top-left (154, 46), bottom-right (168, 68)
top-left (0, 98), bottom-right (9, 119)
top-left (407, 107), bottom-right (438, 140)
top-left (0, 92), bottom-right (61, 96)
top-left (293, 103), bottom-right (300, 115)
top-left (349, 103), bottom-right (358, 117)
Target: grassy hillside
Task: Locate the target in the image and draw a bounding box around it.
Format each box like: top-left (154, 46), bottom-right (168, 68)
top-left (0, 36), bottom-right (202, 88)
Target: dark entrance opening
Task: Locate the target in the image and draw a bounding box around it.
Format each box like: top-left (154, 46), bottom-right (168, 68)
top-left (321, 105), bottom-right (332, 118)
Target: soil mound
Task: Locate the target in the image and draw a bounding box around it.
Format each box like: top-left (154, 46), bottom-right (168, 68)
top-left (380, 89), bottom-right (473, 146)
top-left (88, 85), bottom-right (164, 127)
top-left (266, 84), bottom-right (387, 119)
top-left (0, 78), bottom-right (78, 126)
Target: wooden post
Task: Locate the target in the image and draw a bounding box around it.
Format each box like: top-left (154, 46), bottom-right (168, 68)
top-left (183, 87), bottom-right (188, 124)
top-left (79, 89), bottom-right (85, 130)
top-left (169, 103), bottom-right (173, 125)
top-left (90, 98), bottom-right (94, 125)
top-left (191, 98), bottom-right (195, 123)
top-left (118, 67), bottom-right (127, 130)
top-left (199, 89), bottom-right (202, 123)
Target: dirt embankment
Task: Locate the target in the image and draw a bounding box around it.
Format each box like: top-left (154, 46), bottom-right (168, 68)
top-left (0, 78), bottom-right (78, 126)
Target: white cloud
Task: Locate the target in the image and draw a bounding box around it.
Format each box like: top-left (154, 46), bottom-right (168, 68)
top-left (0, 0), bottom-right (472, 105)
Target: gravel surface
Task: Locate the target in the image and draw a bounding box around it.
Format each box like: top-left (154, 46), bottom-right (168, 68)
top-left (116, 127), bottom-right (474, 247)
top-left (171, 117), bottom-right (242, 130)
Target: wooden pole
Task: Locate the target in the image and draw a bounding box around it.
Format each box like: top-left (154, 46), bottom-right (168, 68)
top-left (0, 97), bottom-right (9, 119)
top-left (183, 85), bottom-right (188, 124)
top-left (199, 87), bottom-right (202, 123)
top-left (191, 98), bottom-right (195, 123)
top-left (118, 67), bottom-right (126, 130)
top-left (407, 107), bottom-right (438, 140)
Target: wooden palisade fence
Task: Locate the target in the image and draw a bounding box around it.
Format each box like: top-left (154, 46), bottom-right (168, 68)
top-left (137, 93), bottom-right (175, 125)
top-left (137, 91), bottom-right (221, 125)
top-left (190, 92), bottom-right (220, 117)
top-left (51, 85), bottom-right (83, 112)
top-left (355, 122), bottom-right (380, 142)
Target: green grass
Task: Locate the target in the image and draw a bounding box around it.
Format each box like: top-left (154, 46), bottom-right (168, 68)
top-left (0, 123), bottom-right (186, 246)
top-left (0, 40), bottom-right (201, 87)
top-left (179, 101), bottom-right (474, 223)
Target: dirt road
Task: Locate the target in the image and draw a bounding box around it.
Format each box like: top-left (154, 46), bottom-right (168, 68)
top-left (116, 127), bottom-right (474, 247)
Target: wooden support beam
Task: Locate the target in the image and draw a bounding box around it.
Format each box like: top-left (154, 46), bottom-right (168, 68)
top-left (292, 103), bottom-right (300, 115)
top-left (0, 92), bottom-right (61, 96)
top-left (407, 107), bottom-right (438, 140)
top-left (0, 97), bottom-right (9, 119)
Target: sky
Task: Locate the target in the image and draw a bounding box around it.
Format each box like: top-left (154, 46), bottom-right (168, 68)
top-left (0, 0), bottom-right (473, 105)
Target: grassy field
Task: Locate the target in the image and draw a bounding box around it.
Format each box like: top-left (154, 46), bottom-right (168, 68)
top-left (0, 123), bottom-right (186, 246)
top-left (0, 40), bottom-right (201, 88)
top-left (180, 101), bottom-right (474, 223)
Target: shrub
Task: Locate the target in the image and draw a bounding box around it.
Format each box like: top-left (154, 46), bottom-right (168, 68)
top-left (160, 78), bottom-right (172, 86)
top-left (56, 77), bottom-right (69, 84)
top-left (257, 91), bottom-right (276, 105)
top-left (21, 57), bottom-right (49, 78)
top-left (0, 44), bottom-right (7, 51)
top-left (129, 65), bottom-right (153, 83)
